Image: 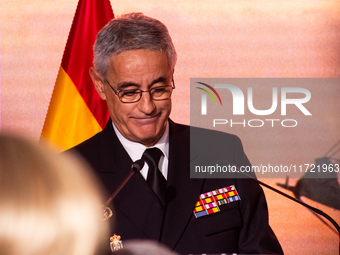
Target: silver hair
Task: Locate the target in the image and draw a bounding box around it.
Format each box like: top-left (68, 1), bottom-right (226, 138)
top-left (93, 13), bottom-right (177, 79)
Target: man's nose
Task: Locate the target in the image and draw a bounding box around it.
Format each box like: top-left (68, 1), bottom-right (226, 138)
top-left (138, 91), bottom-right (156, 114)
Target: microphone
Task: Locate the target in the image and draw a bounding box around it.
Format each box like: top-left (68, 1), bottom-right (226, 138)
top-left (217, 160), bottom-right (340, 254)
top-left (103, 159), bottom-right (145, 220)
top-left (131, 159), bottom-right (145, 172)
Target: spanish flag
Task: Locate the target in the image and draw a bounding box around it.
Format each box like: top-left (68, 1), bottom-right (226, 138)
top-left (41, 0), bottom-right (113, 150)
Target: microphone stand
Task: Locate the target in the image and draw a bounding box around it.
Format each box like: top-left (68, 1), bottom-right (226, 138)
top-left (102, 159), bottom-right (145, 220)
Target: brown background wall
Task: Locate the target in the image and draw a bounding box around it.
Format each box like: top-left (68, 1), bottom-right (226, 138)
top-left (1, 0), bottom-right (340, 254)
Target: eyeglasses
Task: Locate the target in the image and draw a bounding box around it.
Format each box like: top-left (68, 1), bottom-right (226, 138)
top-left (105, 79), bottom-right (175, 103)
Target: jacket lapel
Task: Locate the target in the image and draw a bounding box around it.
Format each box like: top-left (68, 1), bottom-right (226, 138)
top-left (114, 172), bottom-right (165, 239)
top-left (98, 121), bottom-right (164, 239)
top-left (160, 121), bottom-right (206, 249)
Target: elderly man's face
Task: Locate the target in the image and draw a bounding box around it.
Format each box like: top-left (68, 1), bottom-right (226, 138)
top-left (92, 50), bottom-right (173, 147)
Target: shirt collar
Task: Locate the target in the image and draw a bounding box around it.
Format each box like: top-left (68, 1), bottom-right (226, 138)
top-left (112, 121), bottom-right (169, 163)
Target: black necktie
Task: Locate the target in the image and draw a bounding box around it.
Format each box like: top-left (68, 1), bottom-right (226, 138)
top-left (142, 147), bottom-right (166, 206)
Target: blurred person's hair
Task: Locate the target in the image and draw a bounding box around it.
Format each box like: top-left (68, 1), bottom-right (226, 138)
top-left (93, 12), bottom-right (177, 79)
top-left (0, 134), bottom-right (109, 255)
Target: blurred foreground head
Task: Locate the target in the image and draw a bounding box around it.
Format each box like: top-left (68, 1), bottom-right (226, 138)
top-left (0, 134), bottom-right (109, 255)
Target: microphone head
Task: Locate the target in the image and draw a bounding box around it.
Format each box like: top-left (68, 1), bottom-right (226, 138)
top-left (131, 159), bottom-right (145, 172)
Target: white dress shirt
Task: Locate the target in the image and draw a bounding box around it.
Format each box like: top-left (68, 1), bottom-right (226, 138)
top-left (112, 122), bottom-right (169, 180)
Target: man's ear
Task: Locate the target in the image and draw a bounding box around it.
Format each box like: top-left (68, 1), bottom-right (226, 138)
top-left (89, 67), bottom-right (106, 100)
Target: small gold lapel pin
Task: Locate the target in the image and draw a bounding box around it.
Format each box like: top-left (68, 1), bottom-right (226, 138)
top-left (102, 206), bottom-right (113, 221)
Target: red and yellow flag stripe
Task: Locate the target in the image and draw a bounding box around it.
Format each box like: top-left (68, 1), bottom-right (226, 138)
top-left (41, 0), bottom-right (114, 150)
